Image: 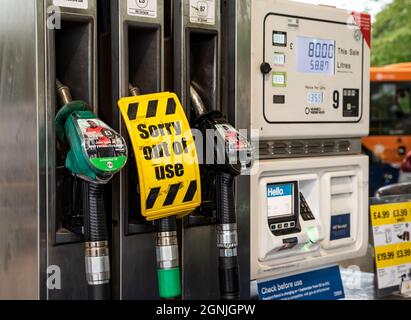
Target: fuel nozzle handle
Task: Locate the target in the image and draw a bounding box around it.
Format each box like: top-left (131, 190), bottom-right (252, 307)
top-left (189, 85), bottom-right (241, 300)
top-left (55, 80), bottom-right (112, 300)
top-left (128, 83), bottom-right (182, 300)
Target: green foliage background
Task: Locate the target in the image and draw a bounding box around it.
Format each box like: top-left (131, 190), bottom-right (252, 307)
top-left (372, 0), bottom-right (411, 66)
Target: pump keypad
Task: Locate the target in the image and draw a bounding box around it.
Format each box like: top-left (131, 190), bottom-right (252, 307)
top-left (299, 193), bottom-right (315, 221)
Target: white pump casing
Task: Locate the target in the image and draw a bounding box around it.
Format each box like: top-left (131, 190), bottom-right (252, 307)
top-left (250, 155), bottom-right (369, 280)
top-left (250, 0), bottom-right (370, 140)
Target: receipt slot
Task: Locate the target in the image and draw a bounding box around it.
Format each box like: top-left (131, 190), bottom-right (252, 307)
top-left (110, 0), bottom-right (165, 299)
top-left (221, 0), bottom-right (370, 293)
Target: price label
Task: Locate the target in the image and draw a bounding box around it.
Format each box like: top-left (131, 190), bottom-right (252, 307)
top-left (370, 202), bottom-right (411, 290)
top-left (370, 202), bottom-right (411, 226)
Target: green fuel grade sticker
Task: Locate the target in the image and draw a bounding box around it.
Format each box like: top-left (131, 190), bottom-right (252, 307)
top-left (90, 156), bottom-right (127, 172)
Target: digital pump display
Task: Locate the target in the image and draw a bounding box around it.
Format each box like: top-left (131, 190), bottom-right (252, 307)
top-left (267, 183), bottom-right (294, 218)
top-left (296, 36), bottom-right (335, 75)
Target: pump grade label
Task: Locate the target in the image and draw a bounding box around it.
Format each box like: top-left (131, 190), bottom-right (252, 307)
top-left (127, 0), bottom-right (157, 18)
top-left (75, 118), bottom-right (127, 173)
top-left (190, 0), bottom-right (215, 25)
top-left (53, 0), bottom-right (88, 9)
top-left (118, 92), bottom-right (201, 221)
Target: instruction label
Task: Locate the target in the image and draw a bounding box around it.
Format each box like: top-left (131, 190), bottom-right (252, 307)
top-left (127, 0), bottom-right (157, 18)
top-left (190, 0), bottom-right (215, 25)
top-left (257, 265), bottom-right (345, 300)
top-left (53, 0), bottom-right (88, 9)
top-left (370, 202), bottom-right (411, 290)
top-left (118, 92), bottom-right (201, 221)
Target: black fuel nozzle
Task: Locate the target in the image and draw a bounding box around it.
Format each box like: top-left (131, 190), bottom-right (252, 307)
top-left (190, 85), bottom-right (253, 176)
top-left (190, 85), bottom-right (253, 300)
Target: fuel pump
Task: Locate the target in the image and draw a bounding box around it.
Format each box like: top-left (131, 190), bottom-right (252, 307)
top-left (55, 80), bottom-right (127, 300)
top-left (190, 85), bottom-right (253, 300)
top-left (118, 88), bottom-right (202, 300)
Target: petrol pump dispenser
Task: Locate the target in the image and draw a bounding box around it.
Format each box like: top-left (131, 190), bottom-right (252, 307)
top-left (55, 80), bottom-right (127, 300)
top-left (221, 0), bottom-right (371, 296)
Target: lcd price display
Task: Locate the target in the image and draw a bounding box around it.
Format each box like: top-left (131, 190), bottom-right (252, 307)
top-left (296, 36), bottom-right (335, 75)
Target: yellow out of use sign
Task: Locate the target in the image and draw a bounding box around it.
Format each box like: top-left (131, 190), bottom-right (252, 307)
top-left (118, 92), bottom-right (201, 221)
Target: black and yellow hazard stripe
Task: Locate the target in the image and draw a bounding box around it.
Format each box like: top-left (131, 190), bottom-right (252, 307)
top-left (145, 180), bottom-right (198, 210)
top-left (127, 97), bottom-right (177, 121)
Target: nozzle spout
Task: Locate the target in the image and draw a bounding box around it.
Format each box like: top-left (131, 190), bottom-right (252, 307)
top-left (190, 85), bottom-right (208, 118)
top-left (56, 79), bottom-right (73, 106)
top-left (128, 84), bottom-right (141, 97)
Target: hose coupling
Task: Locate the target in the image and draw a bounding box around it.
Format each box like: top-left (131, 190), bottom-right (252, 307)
top-left (156, 231), bottom-right (179, 269)
top-left (85, 241), bottom-right (110, 285)
top-left (217, 223), bottom-right (238, 257)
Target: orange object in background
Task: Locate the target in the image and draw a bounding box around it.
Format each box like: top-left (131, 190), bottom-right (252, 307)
top-left (363, 136), bottom-right (411, 166)
top-left (364, 63), bottom-right (411, 166)
top-left (371, 63), bottom-right (411, 82)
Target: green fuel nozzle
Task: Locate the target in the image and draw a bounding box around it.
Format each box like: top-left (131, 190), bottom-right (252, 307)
top-left (55, 80), bottom-right (127, 300)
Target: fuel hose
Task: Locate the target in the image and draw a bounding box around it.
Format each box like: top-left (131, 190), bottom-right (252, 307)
top-left (216, 172), bottom-right (239, 300)
top-left (83, 181), bottom-right (111, 300)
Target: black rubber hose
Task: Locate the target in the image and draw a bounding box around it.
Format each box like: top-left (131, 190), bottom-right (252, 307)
top-left (83, 181), bottom-right (111, 300)
top-left (216, 172), bottom-right (236, 224)
top-left (88, 283), bottom-right (111, 300)
top-left (219, 256), bottom-right (240, 300)
top-left (155, 216), bottom-right (177, 233)
top-left (216, 172), bottom-right (240, 300)
top-left (83, 182), bottom-right (108, 242)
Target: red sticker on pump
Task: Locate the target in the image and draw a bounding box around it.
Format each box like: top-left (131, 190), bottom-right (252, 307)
top-left (351, 11), bottom-right (371, 48)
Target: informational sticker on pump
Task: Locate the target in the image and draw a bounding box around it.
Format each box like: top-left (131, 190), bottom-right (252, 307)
top-left (118, 92), bottom-right (201, 221)
top-left (189, 0), bottom-right (215, 25)
top-left (127, 0), bottom-right (157, 18)
top-left (370, 202), bottom-right (411, 293)
top-left (257, 265), bottom-right (345, 300)
top-left (75, 118), bottom-right (127, 173)
top-left (53, 0), bottom-right (88, 9)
